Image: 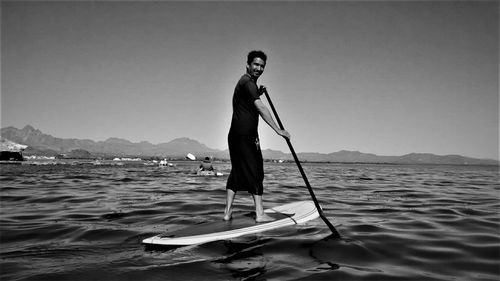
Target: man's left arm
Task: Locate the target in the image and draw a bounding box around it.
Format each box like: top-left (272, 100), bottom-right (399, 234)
top-left (254, 99), bottom-right (290, 139)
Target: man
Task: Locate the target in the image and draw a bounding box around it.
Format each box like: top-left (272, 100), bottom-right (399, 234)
top-left (224, 50), bottom-right (290, 222)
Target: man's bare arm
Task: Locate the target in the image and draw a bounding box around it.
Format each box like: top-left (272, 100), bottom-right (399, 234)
top-left (254, 99), bottom-right (291, 139)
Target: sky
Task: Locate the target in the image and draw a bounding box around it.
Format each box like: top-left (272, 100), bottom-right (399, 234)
top-left (1, 0), bottom-right (498, 160)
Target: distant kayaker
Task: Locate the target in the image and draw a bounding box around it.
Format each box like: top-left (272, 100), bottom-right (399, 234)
top-left (199, 157), bottom-right (214, 171)
top-left (224, 50), bottom-right (290, 222)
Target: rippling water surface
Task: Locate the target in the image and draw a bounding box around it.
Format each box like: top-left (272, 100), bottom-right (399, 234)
top-left (1, 161), bottom-right (499, 281)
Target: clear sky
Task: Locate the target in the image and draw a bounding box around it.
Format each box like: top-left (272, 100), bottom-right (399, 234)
top-left (2, 1), bottom-right (498, 160)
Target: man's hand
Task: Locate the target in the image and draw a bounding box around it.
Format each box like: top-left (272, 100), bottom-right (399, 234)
top-left (258, 85), bottom-right (267, 96)
top-left (277, 129), bottom-right (291, 140)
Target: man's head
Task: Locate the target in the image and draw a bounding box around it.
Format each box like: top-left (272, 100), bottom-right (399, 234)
top-left (247, 50), bottom-right (267, 65)
top-left (246, 50), bottom-right (267, 80)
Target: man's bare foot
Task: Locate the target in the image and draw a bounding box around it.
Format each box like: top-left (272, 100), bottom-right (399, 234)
top-left (223, 208), bottom-right (233, 221)
top-left (255, 213), bottom-right (275, 223)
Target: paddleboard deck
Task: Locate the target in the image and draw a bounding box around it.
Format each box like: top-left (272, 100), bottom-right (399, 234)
top-left (142, 201), bottom-right (319, 246)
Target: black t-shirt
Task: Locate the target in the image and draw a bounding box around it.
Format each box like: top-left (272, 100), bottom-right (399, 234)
top-left (229, 74), bottom-right (261, 136)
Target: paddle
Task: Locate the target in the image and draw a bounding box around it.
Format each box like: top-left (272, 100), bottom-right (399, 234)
top-left (262, 87), bottom-right (341, 238)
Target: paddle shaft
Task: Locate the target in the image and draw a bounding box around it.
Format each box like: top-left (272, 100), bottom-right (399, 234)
top-left (263, 89), bottom-right (341, 238)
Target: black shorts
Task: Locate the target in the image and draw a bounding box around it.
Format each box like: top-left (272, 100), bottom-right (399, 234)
top-left (226, 134), bottom-right (264, 195)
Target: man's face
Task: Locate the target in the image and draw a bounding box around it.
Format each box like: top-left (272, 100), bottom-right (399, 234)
top-left (247, 57), bottom-right (266, 80)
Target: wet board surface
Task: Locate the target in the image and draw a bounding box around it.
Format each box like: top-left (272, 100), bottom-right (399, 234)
top-left (142, 201), bottom-right (319, 246)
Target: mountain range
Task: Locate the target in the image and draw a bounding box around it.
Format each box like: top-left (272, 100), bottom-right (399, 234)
top-left (1, 125), bottom-right (498, 165)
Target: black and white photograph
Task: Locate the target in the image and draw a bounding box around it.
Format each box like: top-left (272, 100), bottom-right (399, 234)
top-left (1, 1), bottom-right (499, 280)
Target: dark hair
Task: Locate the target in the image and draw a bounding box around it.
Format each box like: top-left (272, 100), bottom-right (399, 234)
top-left (247, 50), bottom-right (267, 64)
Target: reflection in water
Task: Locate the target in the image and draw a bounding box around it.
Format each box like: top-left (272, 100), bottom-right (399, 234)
top-left (221, 250), bottom-right (267, 280)
top-left (216, 238), bottom-right (271, 280)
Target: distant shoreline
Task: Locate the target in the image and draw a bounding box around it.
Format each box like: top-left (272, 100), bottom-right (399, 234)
top-left (2, 125), bottom-right (499, 166)
top-left (4, 157), bottom-right (498, 167)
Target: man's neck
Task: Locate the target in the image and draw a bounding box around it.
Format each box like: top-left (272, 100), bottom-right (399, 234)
top-left (245, 73), bottom-right (258, 82)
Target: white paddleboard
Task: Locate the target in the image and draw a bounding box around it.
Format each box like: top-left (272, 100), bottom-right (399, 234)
top-left (142, 201), bottom-right (319, 246)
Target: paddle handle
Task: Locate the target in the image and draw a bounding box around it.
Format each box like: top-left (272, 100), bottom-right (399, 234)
top-left (262, 88), bottom-right (341, 238)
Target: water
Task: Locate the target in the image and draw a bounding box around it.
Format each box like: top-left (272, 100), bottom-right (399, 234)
top-left (1, 161), bottom-right (499, 281)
